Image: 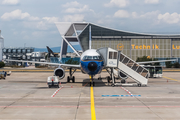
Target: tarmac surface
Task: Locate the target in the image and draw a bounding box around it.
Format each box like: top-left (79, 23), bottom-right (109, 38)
top-left (0, 72), bottom-right (180, 120)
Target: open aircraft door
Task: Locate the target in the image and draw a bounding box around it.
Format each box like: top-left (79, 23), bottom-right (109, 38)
top-left (96, 47), bottom-right (119, 68)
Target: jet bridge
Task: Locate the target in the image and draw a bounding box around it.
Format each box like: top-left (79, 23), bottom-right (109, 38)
top-left (97, 47), bottom-right (148, 86)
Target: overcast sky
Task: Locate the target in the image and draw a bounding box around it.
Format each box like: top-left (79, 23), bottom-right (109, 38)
top-left (1, 0), bottom-right (180, 48)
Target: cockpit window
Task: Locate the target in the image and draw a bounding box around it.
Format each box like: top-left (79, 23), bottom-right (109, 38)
top-left (82, 56), bottom-right (102, 60)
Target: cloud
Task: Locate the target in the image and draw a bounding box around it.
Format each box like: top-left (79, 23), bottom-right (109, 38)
top-left (144, 0), bottom-right (159, 4)
top-left (36, 21), bottom-right (48, 30)
top-left (2, 0), bottom-right (19, 5)
top-left (131, 11), bottom-right (160, 19)
top-left (114, 10), bottom-right (129, 18)
top-left (104, 0), bottom-right (129, 8)
top-left (42, 17), bottom-right (59, 23)
top-left (63, 14), bottom-right (84, 22)
top-left (36, 17), bottom-right (59, 30)
top-left (32, 31), bottom-right (44, 37)
top-left (139, 11), bottom-right (159, 18)
top-left (62, 1), bottom-right (81, 8)
top-left (158, 12), bottom-right (180, 24)
top-left (65, 5), bottom-right (93, 13)
top-left (63, 1), bottom-right (93, 14)
top-left (132, 12), bottom-right (138, 18)
top-left (1, 9), bottom-right (39, 21)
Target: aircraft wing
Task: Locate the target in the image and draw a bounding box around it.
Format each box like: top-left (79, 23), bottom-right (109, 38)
top-left (137, 59), bottom-right (177, 65)
top-left (6, 59), bottom-right (80, 69)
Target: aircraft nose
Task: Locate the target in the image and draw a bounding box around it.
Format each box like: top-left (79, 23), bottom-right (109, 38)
top-left (88, 62), bottom-right (97, 72)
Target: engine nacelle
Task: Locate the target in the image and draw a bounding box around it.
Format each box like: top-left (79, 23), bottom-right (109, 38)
top-left (54, 67), bottom-right (65, 79)
top-left (118, 70), bottom-right (128, 79)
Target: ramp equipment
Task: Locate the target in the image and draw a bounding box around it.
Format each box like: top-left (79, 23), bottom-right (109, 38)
top-left (47, 76), bottom-right (59, 88)
top-left (97, 47), bottom-right (148, 87)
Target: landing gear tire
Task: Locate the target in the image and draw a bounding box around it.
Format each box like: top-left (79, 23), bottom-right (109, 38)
top-left (138, 84), bottom-right (141, 87)
top-left (121, 79), bottom-right (126, 83)
top-left (107, 76), bottom-right (111, 83)
top-left (48, 85), bottom-right (51, 88)
top-left (90, 82), bottom-right (92, 86)
top-left (67, 76), bottom-right (70, 83)
top-left (72, 76), bottom-right (75, 83)
top-left (93, 82), bottom-right (95, 86)
top-left (111, 84), bottom-right (115, 87)
top-left (98, 77), bottom-right (102, 80)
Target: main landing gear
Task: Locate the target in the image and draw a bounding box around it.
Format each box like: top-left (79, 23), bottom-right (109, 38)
top-left (67, 68), bottom-right (76, 83)
top-left (106, 68), bottom-right (115, 84)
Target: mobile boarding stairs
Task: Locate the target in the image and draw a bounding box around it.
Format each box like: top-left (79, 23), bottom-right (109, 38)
top-left (97, 47), bottom-right (148, 87)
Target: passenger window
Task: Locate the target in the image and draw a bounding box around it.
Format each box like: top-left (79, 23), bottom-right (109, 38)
top-left (109, 52), bottom-right (113, 59)
top-left (113, 52), bottom-right (117, 59)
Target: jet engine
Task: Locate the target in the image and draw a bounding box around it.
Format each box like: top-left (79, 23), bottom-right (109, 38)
top-left (118, 70), bottom-right (128, 79)
top-left (54, 67), bottom-right (65, 79)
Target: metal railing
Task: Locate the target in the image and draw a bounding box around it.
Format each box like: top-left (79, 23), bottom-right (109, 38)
top-left (119, 53), bottom-right (149, 78)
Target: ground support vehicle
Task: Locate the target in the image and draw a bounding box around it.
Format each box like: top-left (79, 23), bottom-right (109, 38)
top-left (47, 76), bottom-right (59, 88)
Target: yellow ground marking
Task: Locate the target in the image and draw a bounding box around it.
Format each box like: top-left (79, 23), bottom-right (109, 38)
top-left (90, 76), bottom-right (96, 120)
top-left (91, 86), bottom-right (96, 120)
top-left (163, 76), bottom-right (180, 82)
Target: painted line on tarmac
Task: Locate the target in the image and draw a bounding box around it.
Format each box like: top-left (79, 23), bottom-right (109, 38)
top-left (120, 86), bottom-right (134, 97)
top-left (163, 76), bottom-right (180, 82)
top-left (51, 86), bottom-right (63, 97)
top-left (83, 82), bottom-right (88, 87)
top-left (0, 105), bottom-right (90, 108)
top-left (163, 70), bottom-right (180, 72)
top-left (91, 85), bottom-right (96, 120)
top-left (1, 105), bottom-right (180, 108)
top-left (102, 95), bottom-right (141, 97)
top-left (95, 105), bottom-right (180, 108)
top-left (2, 96), bottom-right (180, 99)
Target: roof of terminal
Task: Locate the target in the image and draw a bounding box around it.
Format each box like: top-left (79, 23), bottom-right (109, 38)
top-left (87, 23), bottom-right (180, 38)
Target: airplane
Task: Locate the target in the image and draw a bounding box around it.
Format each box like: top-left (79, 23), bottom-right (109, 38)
top-left (46, 46), bottom-right (58, 58)
top-left (7, 47), bottom-right (177, 87)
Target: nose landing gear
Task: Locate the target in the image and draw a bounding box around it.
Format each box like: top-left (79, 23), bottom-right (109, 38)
top-left (89, 75), bottom-right (95, 86)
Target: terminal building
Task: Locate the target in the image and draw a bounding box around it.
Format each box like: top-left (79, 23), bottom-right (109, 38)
top-left (3, 47), bottom-right (46, 65)
top-left (56, 22), bottom-right (180, 63)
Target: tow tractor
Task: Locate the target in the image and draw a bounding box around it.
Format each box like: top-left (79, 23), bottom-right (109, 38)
top-left (47, 76), bottom-right (59, 88)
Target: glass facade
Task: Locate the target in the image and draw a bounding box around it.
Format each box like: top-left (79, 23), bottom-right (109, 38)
top-left (92, 38), bottom-right (172, 61)
top-left (131, 39), bottom-right (171, 60)
top-left (79, 25), bottom-right (90, 51)
top-left (92, 39), bottom-right (131, 58)
top-left (172, 39), bottom-right (180, 58)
